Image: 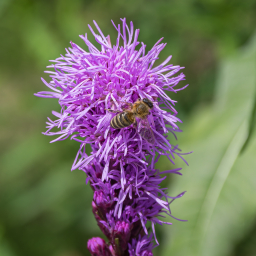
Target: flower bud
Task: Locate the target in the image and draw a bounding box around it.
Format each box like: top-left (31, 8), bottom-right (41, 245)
top-left (93, 190), bottom-right (113, 215)
top-left (113, 221), bottom-right (131, 253)
top-left (87, 237), bottom-right (112, 256)
top-left (91, 201), bottom-right (111, 239)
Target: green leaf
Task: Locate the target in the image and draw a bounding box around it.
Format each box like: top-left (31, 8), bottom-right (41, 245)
top-left (0, 242), bottom-right (16, 256)
top-left (160, 34), bottom-right (256, 256)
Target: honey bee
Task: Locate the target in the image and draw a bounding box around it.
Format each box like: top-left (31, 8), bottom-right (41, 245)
top-left (108, 98), bottom-right (155, 144)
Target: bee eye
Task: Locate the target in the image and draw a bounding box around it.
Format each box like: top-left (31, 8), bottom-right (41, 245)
top-left (143, 98), bottom-right (153, 109)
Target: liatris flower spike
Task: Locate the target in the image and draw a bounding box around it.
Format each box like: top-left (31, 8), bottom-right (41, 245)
top-left (35, 18), bottom-right (189, 256)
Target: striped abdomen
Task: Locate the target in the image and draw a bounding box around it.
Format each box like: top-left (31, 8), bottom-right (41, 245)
top-left (110, 111), bottom-right (134, 129)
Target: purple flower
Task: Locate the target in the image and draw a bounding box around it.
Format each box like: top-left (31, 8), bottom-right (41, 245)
top-left (128, 235), bottom-right (154, 256)
top-left (36, 18), bottom-right (189, 255)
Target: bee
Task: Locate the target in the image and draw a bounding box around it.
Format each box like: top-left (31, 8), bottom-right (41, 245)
top-left (108, 98), bottom-right (155, 144)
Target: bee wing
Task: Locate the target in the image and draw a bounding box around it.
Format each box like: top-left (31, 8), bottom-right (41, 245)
top-left (147, 112), bottom-right (156, 129)
top-left (120, 102), bottom-right (133, 111)
top-left (138, 118), bottom-right (155, 145)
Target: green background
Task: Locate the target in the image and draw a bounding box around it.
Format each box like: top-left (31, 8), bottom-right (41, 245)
top-left (1, 0), bottom-right (256, 255)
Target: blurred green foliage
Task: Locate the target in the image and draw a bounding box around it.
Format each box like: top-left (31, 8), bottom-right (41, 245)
top-left (160, 34), bottom-right (256, 256)
top-left (0, 0), bottom-right (256, 255)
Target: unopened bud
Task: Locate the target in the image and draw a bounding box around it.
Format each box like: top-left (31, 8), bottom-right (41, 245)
top-left (113, 221), bottom-right (131, 253)
top-left (87, 237), bottom-right (111, 256)
top-left (93, 190), bottom-right (113, 212)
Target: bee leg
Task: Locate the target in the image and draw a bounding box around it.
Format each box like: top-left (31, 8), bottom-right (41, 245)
top-left (105, 109), bottom-right (121, 113)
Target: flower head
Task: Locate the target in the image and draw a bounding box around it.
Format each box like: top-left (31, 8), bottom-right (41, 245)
top-left (36, 18), bottom-right (189, 255)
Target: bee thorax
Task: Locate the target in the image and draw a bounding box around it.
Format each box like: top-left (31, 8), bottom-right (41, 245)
top-left (135, 104), bottom-right (149, 118)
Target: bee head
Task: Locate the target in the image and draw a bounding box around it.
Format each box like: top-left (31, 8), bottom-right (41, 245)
top-left (142, 98), bottom-right (153, 109)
